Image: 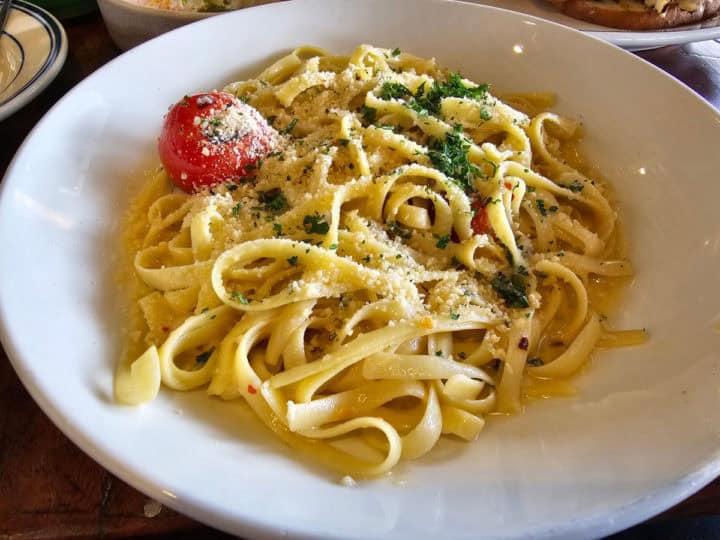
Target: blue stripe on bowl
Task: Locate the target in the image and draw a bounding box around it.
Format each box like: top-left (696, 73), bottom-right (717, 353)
top-left (0, 0), bottom-right (64, 107)
top-left (0, 31), bottom-right (26, 93)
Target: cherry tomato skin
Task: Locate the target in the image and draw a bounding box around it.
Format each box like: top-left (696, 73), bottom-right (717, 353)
top-left (158, 92), bottom-right (276, 193)
top-left (471, 200), bottom-right (490, 235)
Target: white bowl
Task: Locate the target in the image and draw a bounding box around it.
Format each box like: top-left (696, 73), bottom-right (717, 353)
top-left (2, 1), bottom-right (720, 539)
top-left (97, 0), bottom-right (280, 50)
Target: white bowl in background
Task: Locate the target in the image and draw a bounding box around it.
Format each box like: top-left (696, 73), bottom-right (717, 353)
top-left (2, 1), bottom-right (720, 539)
top-left (97, 0), bottom-right (281, 49)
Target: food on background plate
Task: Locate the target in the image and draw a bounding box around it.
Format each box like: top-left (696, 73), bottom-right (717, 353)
top-left (546, 0), bottom-right (720, 29)
top-left (115, 44), bottom-right (646, 479)
top-left (127, 0), bottom-right (278, 13)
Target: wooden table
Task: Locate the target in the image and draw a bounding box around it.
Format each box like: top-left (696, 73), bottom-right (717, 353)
top-left (1, 12), bottom-right (720, 539)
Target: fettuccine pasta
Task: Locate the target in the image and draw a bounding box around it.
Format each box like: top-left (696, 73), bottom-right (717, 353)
top-left (115, 44), bottom-right (645, 479)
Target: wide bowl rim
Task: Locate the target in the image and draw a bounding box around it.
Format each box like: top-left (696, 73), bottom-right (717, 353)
top-left (3, 1), bottom-right (720, 539)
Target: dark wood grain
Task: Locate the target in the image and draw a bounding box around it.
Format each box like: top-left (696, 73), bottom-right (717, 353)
top-left (1, 13), bottom-right (719, 539)
top-left (0, 12), bottom-right (224, 540)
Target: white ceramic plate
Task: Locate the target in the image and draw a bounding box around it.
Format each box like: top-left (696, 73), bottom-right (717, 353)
top-left (470, 0), bottom-right (720, 50)
top-left (2, 1), bottom-right (720, 538)
top-left (0, 0), bottom-right (67, 121)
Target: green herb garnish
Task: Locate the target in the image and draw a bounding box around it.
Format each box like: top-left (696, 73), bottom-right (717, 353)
top-left (527, 357), bottom-right (544, 367)
top-left (258, 188), bottom-right (289, 214)
top-left (380, 82), bottom-right (412, 101)
top-left (386, 220), bottom-right (412, 240)
top-left (281, 118), bottom-right (298, 134)
top-left (195, 347), bottom-right (215, 365)
top-left (231, 291), bottom-right (250, 304)
top-left (428, 127), bottom-right (482, 191)
top-left (408, 73), bottom-right (489, 116)
top-left (435, 234), bottom-right (450, 249)
top-left (491, 272), bottom-right (529, 308)
top-left (360, 105), bottom-right (377, 123)
top-left (565, 181), bottom-right (584, 192)
top-left (287, 255), bottom-right (298, 266)
top-left (303, 213), bottom-right (330, 235)
top-left (536, 199), bottom-right (548, 217)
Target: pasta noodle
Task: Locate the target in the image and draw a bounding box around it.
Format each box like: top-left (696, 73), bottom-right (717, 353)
top-left (115, 44), bottom-right (646, 478)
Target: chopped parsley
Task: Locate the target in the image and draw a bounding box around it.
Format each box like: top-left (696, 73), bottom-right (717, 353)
top-left (231, 291), bottom-right (250, 304)
top-left (491, 271), bottom-right (529, 309)
top-left (483, 158), bottom-right (498, 178)
top-left (231, 202), bottom-right (242, 217)
top-left (281, 118), bottom-right (298, 134)
top-left (195, 347), bottom-right (215, 365)
top-left (273, 223), bottom-right (283, 237)
top-left (536, 199), bottom-right (548, 217)
top-left (565, 180), bottom-right (585, 192)
top-left (408, 73), bottom-right (489, 116)
top-left (428, 127), bottom-right (482, 191)
top-left (328, 243), bottom-right (338, 250)
top-left (527, 357), bottom-right (544, 367)
top-left (435, 234), bottom-right (450, 249)
top-left (379, 82), bottom-right (412, 101)
top-left (287, 255), bottom-right (298, 266)
top-left (386, 220), bottom-right (412, 240)
top-left (258, 188), bottom-right (289, 214)
top-left (449, 312), bottom-right (460, 320)
top-left (479, 108), bottom-right (492, 121)
top-left (360, 105), bottom-right (377, 123)
top-left (391, 47), bottom-right (401, 56)
top-left (303, 213), bottom-right (330, 235)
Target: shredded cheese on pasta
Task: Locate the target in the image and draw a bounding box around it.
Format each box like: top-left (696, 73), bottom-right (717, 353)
top-left (115, 45), bottom-right (646, 478)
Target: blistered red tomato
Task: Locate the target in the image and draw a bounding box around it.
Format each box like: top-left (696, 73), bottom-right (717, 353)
top-left (158, 92), bottom-right (277, 193)
top-left (471, 199), bottom-right (490, 235)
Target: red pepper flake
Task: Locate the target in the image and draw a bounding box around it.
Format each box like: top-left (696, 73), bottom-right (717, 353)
top-left (471, 200), bottom-right (490, 235)
top-left (518, 337), bottom-right (529, 350)
top-left (161, 326), bottom-right (170, 332)
top-left (504, 182), bottom-right (513, 190)
top-left (247, 384), bottom-right (257, 394)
